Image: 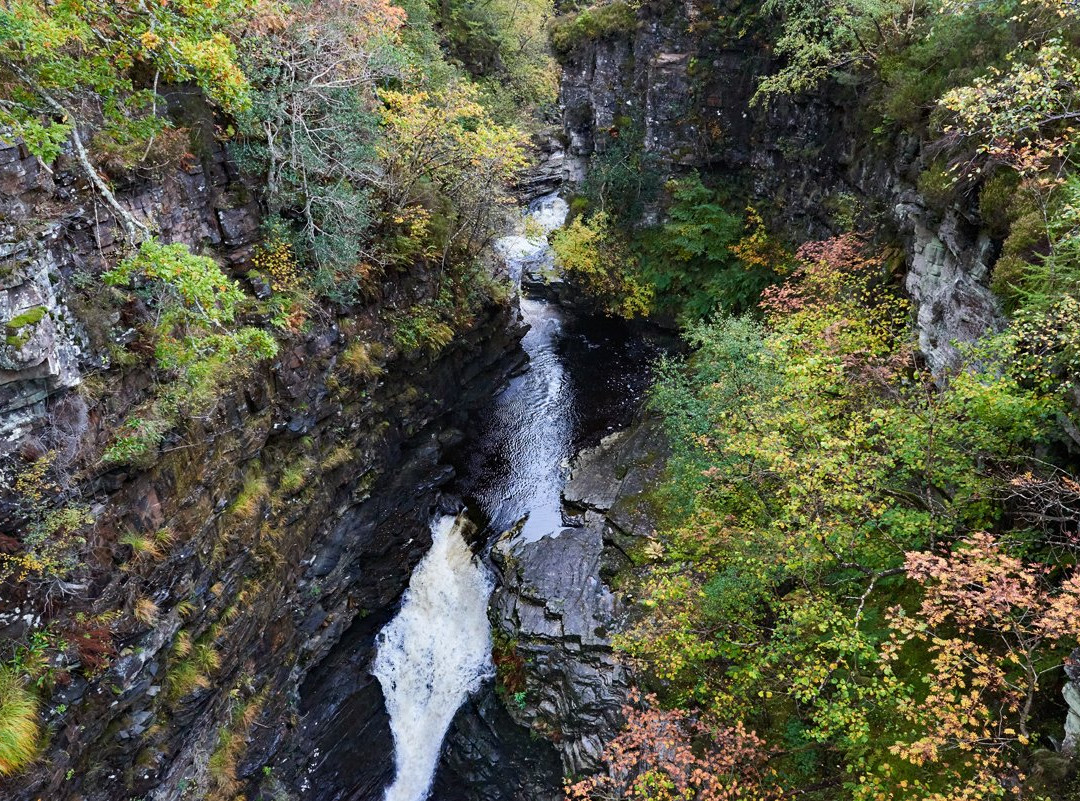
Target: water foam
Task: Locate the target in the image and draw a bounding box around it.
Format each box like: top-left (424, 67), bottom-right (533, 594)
top-left (372, 514), bottom-right (494, 801)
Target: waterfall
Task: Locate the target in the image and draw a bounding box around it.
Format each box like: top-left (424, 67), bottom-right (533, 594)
top-left (372, 514), bottom-right (495, 801)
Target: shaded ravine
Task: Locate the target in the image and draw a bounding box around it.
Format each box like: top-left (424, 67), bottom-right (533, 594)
top-left (372, 515), bottom-right (495, 801)
top-left (371, 194), bottom-right (665, 801)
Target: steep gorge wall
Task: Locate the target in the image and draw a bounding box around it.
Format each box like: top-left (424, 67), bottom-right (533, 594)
top-left (558, 0), bottom-right (1002, 372)
top-left (0, 111), bottom-right (525, 800)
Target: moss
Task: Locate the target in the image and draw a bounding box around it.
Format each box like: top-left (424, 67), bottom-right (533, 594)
top-left (916, 161), bottom-right (957, 212)
top-left (979, 170), bottom-right (1021, 239)
top-left (4, 306), bottom-right (46, 332)
top-left (4, 306), bottom-right (46, 348)
top-left (549, 1), bottom-right (638, 57)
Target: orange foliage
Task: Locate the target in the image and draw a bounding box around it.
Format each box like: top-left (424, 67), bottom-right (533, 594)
top-left (566, 691), bottom-right (777, 801)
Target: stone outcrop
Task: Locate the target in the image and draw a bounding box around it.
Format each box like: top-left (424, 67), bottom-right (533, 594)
top-left (490, 524), bottom-right (630, 775)
top-left (487, 416), bottom-right (668, 777)
top-left (1064, 649), bottom-right (1080, 755)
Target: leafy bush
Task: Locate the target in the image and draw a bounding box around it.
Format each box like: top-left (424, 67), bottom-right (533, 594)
top-left (438, 0), bottom-right (558, 112)
top-left (978, 169), bottom-right (1022, 239)
top-left (579, 121), bottom-right (661, 225)
top-left (637, 175), bottom-right (771, 319)
top-left (551, 211), bottom-right (654, 318)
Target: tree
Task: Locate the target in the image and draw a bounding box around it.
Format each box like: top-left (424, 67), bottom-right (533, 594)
top-left (377, 82), bottom-right (526, 267)
top-left (0, 0), bottom-right (252, 239)
top-left (238, 0), bottom-right (407, 295)
top-left (620, 234), bottom-right (1067, 799)
top-left (638, 176), bottom-right (764, 319)
top-left (753, 0), bottom-right (914, 105)
top-left (889, 533), bottom-right (1080, 755)
top-left (551, 211), bottom-right (654, 318)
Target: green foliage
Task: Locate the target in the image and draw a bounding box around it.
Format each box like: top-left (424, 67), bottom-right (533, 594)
top-left (872, 5), bottom-right (1015, 133)
top-left (0, 0), bottom-right (251, 162)
top-left (389, 301), bottom-right (456, 354)
top-left (915, 160), bottom-right (958, 212)
top-left (625, 234), bottom-right (1073, 800)
top-left (979, 169), bottom-right (1022, 239)
top-left (579, 121), bottom-right (661, 224)
top-left (102, 239), bottom-right (278, 466)
top-left (753, 0), bottom-right (909, 105)
top-left (551, 211), bottom-right (654, 318)
top-left (549, 1), bottom-right (638, 57)
top-left (637, 175), bottom-right (770, 319)
top-left (437, 0), bottom-right (558, 115)
top-left (941, 37), bottom-right (1080, 148)
top-left (235, 0), bottom-right (396, 295)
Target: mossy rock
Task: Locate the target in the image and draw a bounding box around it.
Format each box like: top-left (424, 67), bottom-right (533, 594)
top-left (549, 1), bottom-right (638, 57)
top-left (4, 305), bottom-right (47, 333)
top-left (916, 160), bottom-right (957, 213)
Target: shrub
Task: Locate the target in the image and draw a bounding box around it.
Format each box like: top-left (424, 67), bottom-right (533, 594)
top-left (916, 160), bottom-right (957, 212)
top-left (551, 211), bottom-right (654, 318)
top-left (389, 303), bottom-right (456, 354)
top-left (979, 169), bottom-right (1021, 239)
top-left (636, 176), bottom-right (769, 319)
top-left (0, 667), bottom-right (40, 777)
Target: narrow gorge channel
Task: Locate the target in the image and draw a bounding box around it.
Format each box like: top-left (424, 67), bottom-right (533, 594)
top-left (370, 194), bottom-right (664, 801)
top-left (7, 0), bottom-right (1080, 798)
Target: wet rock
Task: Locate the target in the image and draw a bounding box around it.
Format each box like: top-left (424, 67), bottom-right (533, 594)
top-left (564, 418), bottom-right (668, 540)
top-left (490, 524), bottom-right (631, 776)
top-left (435, 686), bottom-right (562, 801)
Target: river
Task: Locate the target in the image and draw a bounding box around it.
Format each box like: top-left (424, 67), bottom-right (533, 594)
top-left (371, 194), bottom-right (664, 801)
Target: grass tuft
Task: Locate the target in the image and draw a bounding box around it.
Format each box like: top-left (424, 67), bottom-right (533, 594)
top-left (0, 667), bottom-right (40, 776)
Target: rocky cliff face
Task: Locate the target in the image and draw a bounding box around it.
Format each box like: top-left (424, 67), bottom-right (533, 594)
top-left (558, 2), bottom-right (1002, 373)
top-left (0, 112), bottom-right (526, 800)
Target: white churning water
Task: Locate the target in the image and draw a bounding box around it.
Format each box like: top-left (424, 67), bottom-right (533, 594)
top-left (371, 514), bottom-right (495, 801)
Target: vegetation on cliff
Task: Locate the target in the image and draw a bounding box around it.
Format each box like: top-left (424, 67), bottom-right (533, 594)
top-left (554, 0), bottom-right (1080, 799)
top-left (0, 0), bottom-right (553, 787)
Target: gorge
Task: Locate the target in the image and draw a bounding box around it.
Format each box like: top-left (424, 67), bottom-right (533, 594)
top-left (2, 0), bottom-right (1080, 800)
